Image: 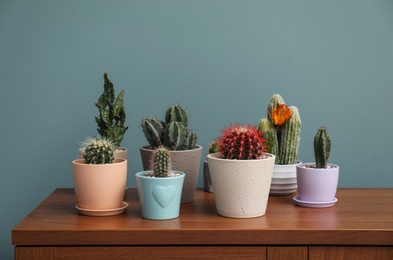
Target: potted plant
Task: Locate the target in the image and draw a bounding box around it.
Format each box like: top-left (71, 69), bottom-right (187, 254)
top-left (259, 94), bottom-right (301, 196)
top-left (295, 127), bottom-right (339, 208)
top-left (135, 146), bottom-right (185, 220)
top-left (203, 141), bottom-right (219, 192)
top-left (72, 136), bottom-right (128, 216)
top-left (94, 73), bottom-right (129, 159)
top-left (140, 104), bottom-right (202, 203)
top-left (207, 124), bottom-right (275, 218)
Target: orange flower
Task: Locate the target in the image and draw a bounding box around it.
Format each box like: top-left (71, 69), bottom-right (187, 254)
top-left (268, 104), bottom-right (292, 126)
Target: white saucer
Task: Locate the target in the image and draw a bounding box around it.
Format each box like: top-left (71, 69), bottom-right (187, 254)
top-left (293, 195), bottom-right (337, 208)
top-left (76, 201), bottom-right (128, 216)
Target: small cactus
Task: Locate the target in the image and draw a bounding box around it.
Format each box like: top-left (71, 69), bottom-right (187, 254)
top-left (314, 127), bottom-right (331, 168)
top-left (217, 124), bottom-right (267, 160)
top-left (141, 104), bottom-right (197, 151)
top-left (259, 94), bottom-right (301, 164)
top-left (80, 137), bottom-right (115, 164)
top-left (151, 146), bottom-right (172, 177)
top-left (95, 73), bottom-right (128, 148)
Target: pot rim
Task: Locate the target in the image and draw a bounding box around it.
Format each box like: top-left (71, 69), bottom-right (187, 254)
top-left (72, 158), bottom-right (127, 166)
top-left (135, 170), bottom-right (185, 179)
top-left (297, 162), bottom-right (339, 170)
top-left (207, 152), bottom-right (275, 162)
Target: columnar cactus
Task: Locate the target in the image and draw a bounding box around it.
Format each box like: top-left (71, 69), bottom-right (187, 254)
top-left (95, 73), bottom-right (128, 148)
top-left (217, 124), bottom-right (267, 160)
top-left (258, 94), bottom-right (301, 164)
top-left (314, 127), bottom-right (331, 168)
top-left (151, 146), bottom-right (172, 177)
top-left (141, 104), bottom-right (197, 151)
top-left (80, 137), bottom-right (115, 164)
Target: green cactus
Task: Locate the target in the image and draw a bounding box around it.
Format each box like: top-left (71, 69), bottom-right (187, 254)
top-left (80, 137), bottom-right (115, 164)
top-left (258, 118), bottom-right (279, 163)
top-left (152, 146), bottom-right (172, 177)
top-left (314, 127), bottom-right (331, 168)
top-left (259, 94), bottom-right (301, 165)
top-left (95, 73), bottom-right (128, 148)
top-left (165, 104), bottom-right (188, 127)
top-left (278, 106), bottom-right (301, 164)
top-left (141, 104), bottom-right (197, 150)
top-left (141, 117), bottom-right (165, 148)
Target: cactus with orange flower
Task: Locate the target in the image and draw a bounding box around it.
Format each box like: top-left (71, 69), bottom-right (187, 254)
top-left (258, 94), bottom-right (301, 164)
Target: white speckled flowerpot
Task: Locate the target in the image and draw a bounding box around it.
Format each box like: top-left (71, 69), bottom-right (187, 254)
top-left (140, 145), bottom-right (203, 203)
top-left (207, 153), bottom-right (275, 218)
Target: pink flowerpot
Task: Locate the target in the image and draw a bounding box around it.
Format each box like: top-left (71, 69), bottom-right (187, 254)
top-left (296, 163), bottom-right (339, 202)
top-left (72, 158), bottom-right (127, 210)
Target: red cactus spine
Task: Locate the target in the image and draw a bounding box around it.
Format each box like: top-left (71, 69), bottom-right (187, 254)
top-left (218, 124), bottom-right (267, 160)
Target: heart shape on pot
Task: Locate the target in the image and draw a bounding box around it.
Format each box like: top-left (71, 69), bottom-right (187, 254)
top-left (152, 185), bottom-right (176, 208)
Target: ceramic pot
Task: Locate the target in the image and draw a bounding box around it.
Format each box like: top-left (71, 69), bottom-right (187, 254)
top-left (135, 171), bottom-right (185, 220)
top-left (207, 153), bottom-right (275, 218)
top-left (114, 148), bottom-right (128, 160)
top-left (140, 145), bottom-right (202, 203)
top-left (72, 158), bottom-right (127, 210)
top-left (269, 162), bottom-right (301, 196)
top-left (296, 163), bottom-right (339, 202)
top-left (203, 160), bottom-right (213, 192)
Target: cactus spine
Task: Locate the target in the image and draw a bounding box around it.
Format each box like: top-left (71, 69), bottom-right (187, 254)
top-left (151, 146), bottom-right (172, 177)
top-left (259, 94), bottom-right (301, 164)
top-left (141, 104), bottom-right (197, 150)
top-left (218, 124), bottom-right (267, 160)
top-left (314, 127), bottom-right (331, 168)
top-left (95, 73), bottom-right (128, 148)
top-left (81, 137), bottom-right (115, 164)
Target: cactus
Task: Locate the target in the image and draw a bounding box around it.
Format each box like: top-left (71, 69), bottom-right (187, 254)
top-left (217, 124), bottom-right (267, 160)
top-left (80, 137), bottom-right (115, 164)
top-left (165, 104), bottom-right (188, 127)
top-left (278, 106), bottom-right (301, 164)
top-left (141, 104), bottom-right (197, 150)
top-left (259, 94), bottom-right (301, 165)
top-left (258, 118), bottom-right (279, 161)
top-left (95, 73), bottom-right (128, 148)
top-left (141, 117), bottom-right (165, 147)
top-left (314, 127), bottom-right (331, 168)
top-left (151, 146), bottom-right (172, 177)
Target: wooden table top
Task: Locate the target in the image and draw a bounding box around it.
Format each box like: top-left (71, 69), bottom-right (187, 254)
top-left (12, 188), bottom-right (393, 246)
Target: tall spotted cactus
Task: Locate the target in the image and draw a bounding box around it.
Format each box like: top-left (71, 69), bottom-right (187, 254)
top-left (141, 104), bottom-right (197, 150)
top-left (314, 127), bottom-right (331, 168)
top-left (258, 94), bottom-right (301, 164)
top-left (152, 146), bottom-right (172, 177)
top-left (80, 137), bottom-right (115, 164)
top-left (95, 73), bottom-right (128, 148)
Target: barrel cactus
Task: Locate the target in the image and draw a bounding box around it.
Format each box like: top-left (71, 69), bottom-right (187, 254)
top-left (314, 127), bottom-right (331, 168)
top-left (80, 137), bottom-right (116, 164)
top-left (95, 73), bottom-right (128, 148)
top-left (217, 124), bottom-right (267, 160)
top-left (141, 104), bottom-right (197, 150)
top-left (258, 94), bottom-right (301, 165)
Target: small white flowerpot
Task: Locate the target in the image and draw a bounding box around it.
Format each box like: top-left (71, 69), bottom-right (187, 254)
top-left (269, 162), bottom-right (301, 196)
top-left (296, 163), bottom-right (339, 202)
top-left (207, 153), bottom-right (275, 218)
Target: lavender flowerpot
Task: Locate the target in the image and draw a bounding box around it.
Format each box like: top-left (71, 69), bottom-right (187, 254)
top-left (296, 163), bottom-right (339, 202)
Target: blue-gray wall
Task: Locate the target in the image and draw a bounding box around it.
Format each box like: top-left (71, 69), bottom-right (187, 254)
top-left (1, 1), bottom-right (393, 258)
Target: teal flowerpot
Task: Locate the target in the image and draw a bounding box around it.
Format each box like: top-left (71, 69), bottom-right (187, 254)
top-left (135, 171), bottom-right (185, 220)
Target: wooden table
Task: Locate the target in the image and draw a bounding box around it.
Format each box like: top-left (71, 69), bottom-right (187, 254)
top-left (12, 188), bottom-right (393, 259)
